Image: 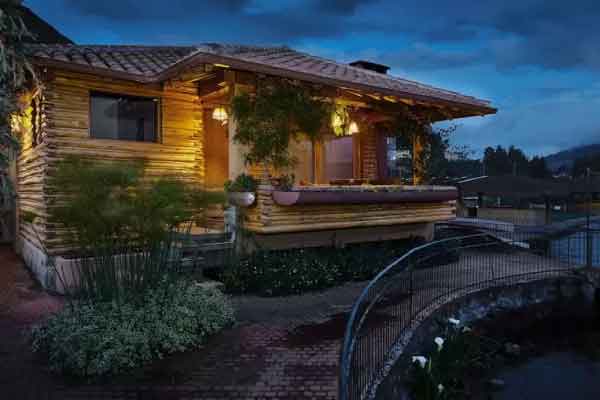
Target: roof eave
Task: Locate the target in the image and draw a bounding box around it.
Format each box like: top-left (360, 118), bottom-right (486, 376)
top-left (31, 53), bottom-right (496, 116)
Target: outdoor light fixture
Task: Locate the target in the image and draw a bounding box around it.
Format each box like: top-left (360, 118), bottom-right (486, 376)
top-left (212, 106), bottom-right (228, 125)
top-left (348, 121), bottom-right (359, 135)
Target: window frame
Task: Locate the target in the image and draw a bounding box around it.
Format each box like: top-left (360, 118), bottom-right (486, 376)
top-left (88, 90), bottom-right (162, 143)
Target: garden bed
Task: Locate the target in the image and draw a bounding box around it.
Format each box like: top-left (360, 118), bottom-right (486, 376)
top-left (207, 238), bottom-right (424, 297)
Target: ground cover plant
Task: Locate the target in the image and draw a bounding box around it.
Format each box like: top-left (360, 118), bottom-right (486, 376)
top-left (31, 281), bottom-right (234, 377)
top-left (214, 238), bottom-right (423, 296)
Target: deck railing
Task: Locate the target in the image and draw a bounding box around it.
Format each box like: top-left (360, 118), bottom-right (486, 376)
top-left (338, 224), bottom-right (590, 400)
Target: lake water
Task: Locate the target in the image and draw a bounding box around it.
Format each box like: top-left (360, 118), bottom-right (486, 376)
top-left (493, 352), bottom-right (600, 400)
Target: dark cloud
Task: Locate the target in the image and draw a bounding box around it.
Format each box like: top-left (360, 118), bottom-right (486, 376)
top-left (383, 45), bottom-right (487, 70)
top-left (63, 0), bottom-right (250, 20)
top-left (56, 0), bottom-right (600, 71)
top-left (316, 0), bottom-right (378, 15)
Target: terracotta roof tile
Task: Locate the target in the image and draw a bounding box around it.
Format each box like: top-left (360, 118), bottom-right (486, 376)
top-left (25, 43), bottom-right (494, 111)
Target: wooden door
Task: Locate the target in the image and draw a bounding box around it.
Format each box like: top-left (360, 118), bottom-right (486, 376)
top-left (203, 110), bottom-right (229, 189)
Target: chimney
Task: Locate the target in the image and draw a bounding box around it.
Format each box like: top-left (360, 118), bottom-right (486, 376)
top-left (349, 60), bottom-right (390, 74)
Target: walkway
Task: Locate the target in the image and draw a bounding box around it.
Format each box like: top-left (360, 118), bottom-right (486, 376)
top-left (0, 244), bottom-right (578, 400)
top-left (0, 245), bottom-right (362, 400)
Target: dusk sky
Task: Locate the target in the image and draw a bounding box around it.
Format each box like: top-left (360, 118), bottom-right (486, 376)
top-left (25, 0), bottom-right (600, 157)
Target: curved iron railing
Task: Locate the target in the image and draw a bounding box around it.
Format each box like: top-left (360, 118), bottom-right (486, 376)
top-left (338, 228), bottom-right (582, 400)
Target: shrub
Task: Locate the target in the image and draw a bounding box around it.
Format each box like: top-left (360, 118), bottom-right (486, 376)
top-left (216, 238), bottom-right (423, 296)
top-left (45, 157), bottom-right (224, 302)
top-left (31, 281), bottom-right (234, 377)
top-left (224, 173), bottom-right (258, 192)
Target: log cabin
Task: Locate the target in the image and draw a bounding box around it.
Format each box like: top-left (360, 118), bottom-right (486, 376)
top-left (12, 42), bottom-right (496, 290)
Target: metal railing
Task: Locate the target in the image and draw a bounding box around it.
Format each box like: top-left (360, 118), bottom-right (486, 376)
top-left (338, 225), bottom-right (588, 400)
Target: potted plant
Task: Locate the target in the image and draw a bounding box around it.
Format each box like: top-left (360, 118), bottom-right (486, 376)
top-left (224, 173), bottom-right (258, 207)
top-left (272, 173), bottom-right (295, 191)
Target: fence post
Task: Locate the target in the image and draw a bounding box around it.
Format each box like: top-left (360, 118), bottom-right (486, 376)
top-left (586, 168), bottom-right (593, 268)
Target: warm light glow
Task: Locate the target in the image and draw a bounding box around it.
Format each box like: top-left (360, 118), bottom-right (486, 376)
top-left (348, 121), bottom-right (359, 135)
top-left (331, 113), bottom-right (343, 130)
top-left (212, 106), bottom-right (228, 125)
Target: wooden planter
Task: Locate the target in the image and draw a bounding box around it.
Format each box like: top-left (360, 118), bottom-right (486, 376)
top-left (272, 188), bottom-right (458, 206)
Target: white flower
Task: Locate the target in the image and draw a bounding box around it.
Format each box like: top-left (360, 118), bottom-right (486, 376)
top-left (434, 337), bottom-right (445, 351)
top-left (448, 318), bottom-right (460, 326)
top-left (438, 384), bottom-right (444, 393)
top-left (411, 356), bottom-right (428, 368)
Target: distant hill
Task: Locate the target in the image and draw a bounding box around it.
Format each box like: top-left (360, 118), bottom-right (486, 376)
top-left (544, 144), bottom-right (600, 172)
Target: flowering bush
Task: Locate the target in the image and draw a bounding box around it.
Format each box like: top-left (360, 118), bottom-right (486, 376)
top-left (31, 281), bottom-right (234, 377)
top-left (408, 318), bottom-right (481, 400)
top-left (217, 238), bottom-right (423, 296)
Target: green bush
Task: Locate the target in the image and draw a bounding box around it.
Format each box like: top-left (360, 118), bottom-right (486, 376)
top-left (45, 157), bottom-right (224, 303)
top-left (224, 173), bottom-right (258, 192)
top-left (31, 281), bottom-right (234, 377)
top-left (217, 238), bottom-right (423, 296)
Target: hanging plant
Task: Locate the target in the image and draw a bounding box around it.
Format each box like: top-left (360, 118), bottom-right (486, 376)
top-left (231, 78), bottom-right (332, 174)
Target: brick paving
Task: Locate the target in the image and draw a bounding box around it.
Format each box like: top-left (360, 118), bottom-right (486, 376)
top-left (0, 244), bottom-right (576, 400)
top-left (0, 245), bottom-right (362, 400)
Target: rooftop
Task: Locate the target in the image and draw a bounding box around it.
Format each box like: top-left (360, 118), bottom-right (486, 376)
top-left (26, 43), bottom-right (495, 114)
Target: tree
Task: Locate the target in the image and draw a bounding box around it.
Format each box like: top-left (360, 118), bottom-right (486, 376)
top-left (508, 145), bottom-right (529, 176)
top-left (419, 126), bottom-right (451, 182)
top-left (572, 156), bottom-right (600, 179)
top-left (529, 156), bottom-right (550, 179)
top-left (1, 0), bottom-right (36, 170)
top-left (483, 145), bottom-right (533, 176)
top-left (483, 146), bottom-right (512, 176)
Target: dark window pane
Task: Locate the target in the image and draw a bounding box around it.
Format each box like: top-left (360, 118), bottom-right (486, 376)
top-left (90, 92), bottom-right (157, 142)
top-left (386, 135), bottom-right (412, 182)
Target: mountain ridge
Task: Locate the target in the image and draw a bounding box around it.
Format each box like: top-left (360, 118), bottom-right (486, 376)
top-left (544, 144), bottom-right (600, 172)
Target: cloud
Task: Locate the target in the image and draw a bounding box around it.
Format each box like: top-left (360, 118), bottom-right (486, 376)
top-left (382, 44), bottom-right (487, 70)
top-left (316, 0), bottom-right (378, 15)
top-left (62, 0), bottom-right (250, 20)
top-left (450, 94), bottom-right (600, 157)
top-left (58, 0), bottom-right (600, 71)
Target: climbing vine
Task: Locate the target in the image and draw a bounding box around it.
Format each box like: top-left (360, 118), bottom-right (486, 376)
top-left (231, 78), bottom-right (332, 174)
top-left (0, 0), bottom-right (36, 169)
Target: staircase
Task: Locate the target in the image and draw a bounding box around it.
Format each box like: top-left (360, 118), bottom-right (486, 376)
top-left (178, 231), bottom-right (235, 271)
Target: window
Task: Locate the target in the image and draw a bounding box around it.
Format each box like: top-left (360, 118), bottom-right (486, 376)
top-left (324, 136), bottom-right (354, 182)
top-left (90, 92), bottom-right (159, 142)
top-left (384, 135), bottom-right (413, 183)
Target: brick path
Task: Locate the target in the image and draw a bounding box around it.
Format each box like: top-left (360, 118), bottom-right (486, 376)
top-left (0, 244), bottom-right (577, 400)
top-left (0, 245), bottom-right (363, 400)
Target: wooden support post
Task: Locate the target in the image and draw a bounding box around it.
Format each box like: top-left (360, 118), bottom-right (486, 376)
top-left (413, 131), bottom-right (425, 185)
top-left (544, 196), bottom-right (552, 225)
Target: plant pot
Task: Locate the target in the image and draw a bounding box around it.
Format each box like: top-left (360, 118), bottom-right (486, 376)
top-left (227, 191), bottom-right (256, 207)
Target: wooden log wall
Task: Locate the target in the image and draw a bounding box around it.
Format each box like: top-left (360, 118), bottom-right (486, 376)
top-left (14, 92), bottom-right (47, 250)
top-left (18, 69), bottom-right (206, 255)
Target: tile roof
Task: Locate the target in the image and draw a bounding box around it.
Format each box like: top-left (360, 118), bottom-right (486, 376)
top-left (26, 43), bottom-right (494, 112)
